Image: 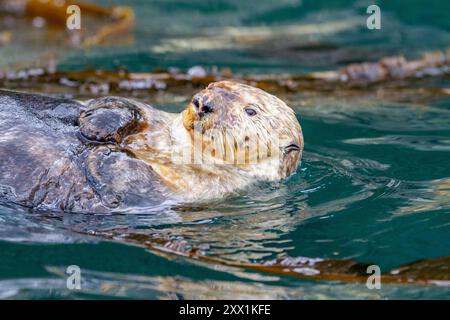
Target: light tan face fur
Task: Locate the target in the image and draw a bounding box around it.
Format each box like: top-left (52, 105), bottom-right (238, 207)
top-left (181, 81), bottom-right (303, 179)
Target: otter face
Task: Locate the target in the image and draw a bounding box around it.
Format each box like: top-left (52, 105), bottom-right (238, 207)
top-left (181, 81), bottom-right (303, 179)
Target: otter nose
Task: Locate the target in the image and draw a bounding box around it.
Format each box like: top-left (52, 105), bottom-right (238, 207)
top-left (193, 98), bottom-right (214, 118)
top-left (199, 104), bottom-right (213, 118)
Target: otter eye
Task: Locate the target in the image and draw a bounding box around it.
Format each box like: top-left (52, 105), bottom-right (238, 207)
top-left (245, 106), bottom-right (257, 116)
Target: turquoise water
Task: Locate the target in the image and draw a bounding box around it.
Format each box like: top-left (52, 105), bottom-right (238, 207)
top-left (0, 0), bottom-right (450, 299)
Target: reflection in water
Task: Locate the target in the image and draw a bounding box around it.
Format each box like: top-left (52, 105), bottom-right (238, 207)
top-left (295, 97), bottom-right (450, 132)
top-left (150, 19), bottom-right (361, 54)
top-left (0, 144), bottom-right (387, 263)
top-left (0, 184), bottom-right (308, 262)
top-left (42, 267), bottom-right (442, 299)
top-left (393, 178), bottom-right (450, 215)
top-left (344, 135), bottom-right (450, 152)
top-left (1, 267), bottom-right (448, 300)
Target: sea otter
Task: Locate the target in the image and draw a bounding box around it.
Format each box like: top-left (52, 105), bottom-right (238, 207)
top-left (0, 81), bottom-right (303, 213)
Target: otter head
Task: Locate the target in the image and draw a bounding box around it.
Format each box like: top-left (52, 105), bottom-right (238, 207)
top-left (181, 81), bottom-right (303, 180)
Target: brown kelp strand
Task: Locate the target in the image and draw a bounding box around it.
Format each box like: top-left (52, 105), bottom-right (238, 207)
top-left (1, 47), bottom-right (450, 96)
top-left (335, 49), bottom-right (450, 85)
top-left (91, 229), bottom-right (449, 286)
top-left (0, 0), bottom-right (134, 46)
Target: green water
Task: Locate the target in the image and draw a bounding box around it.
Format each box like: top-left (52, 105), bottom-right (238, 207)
top-left (0, 0), bottom-right (450, 299)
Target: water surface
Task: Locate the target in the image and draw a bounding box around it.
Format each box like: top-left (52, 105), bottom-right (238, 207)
top-left (0, 0), bottom-right (449, 299)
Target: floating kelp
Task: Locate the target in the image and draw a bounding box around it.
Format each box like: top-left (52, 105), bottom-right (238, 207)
top-left (331, 49), bottom-right (450, 85)
top-left (1, 48), bottom-right (449, 100)
top-left (92, 229), bottom-right (449, 286)
top-left (0, 0), bottom-right (134, 46)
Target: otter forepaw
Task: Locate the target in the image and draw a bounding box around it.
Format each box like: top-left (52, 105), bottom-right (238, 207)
top-left (79, 97), bottom-right (143, 144)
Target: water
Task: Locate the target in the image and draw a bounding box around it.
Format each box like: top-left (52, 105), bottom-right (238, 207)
top-left (0, 0), bottom-right (449, 299)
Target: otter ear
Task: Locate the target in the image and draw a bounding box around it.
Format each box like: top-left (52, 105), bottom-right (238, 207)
top-left (79, 97), bottom-right (143, 144)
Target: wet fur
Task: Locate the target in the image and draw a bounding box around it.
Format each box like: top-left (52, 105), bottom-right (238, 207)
top-left (0, 81), bottom-right (303, 212)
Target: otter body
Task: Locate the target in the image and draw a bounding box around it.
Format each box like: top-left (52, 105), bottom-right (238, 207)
top-left (0, 81), bottom-right (303, 213)
top-left (0, 90), bottom-right (169, 212)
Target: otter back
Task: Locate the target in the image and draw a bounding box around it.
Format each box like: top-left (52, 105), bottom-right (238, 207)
top-left (0, 90), bottom-right (166, 213)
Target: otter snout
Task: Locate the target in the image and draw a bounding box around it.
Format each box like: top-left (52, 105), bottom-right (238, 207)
top-left (192, 96), bottom-right (214, 118)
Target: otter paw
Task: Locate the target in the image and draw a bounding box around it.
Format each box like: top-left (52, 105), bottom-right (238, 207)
top-left (79, 97), bottom-right (143, 144)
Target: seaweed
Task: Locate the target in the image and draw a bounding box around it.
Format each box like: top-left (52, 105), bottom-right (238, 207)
top-left (1, 48), bottom-right (449, 99)
top-left (0, 0), bottom-right (134, 46)
top-left (90, 229), bottom-right (450, 286)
